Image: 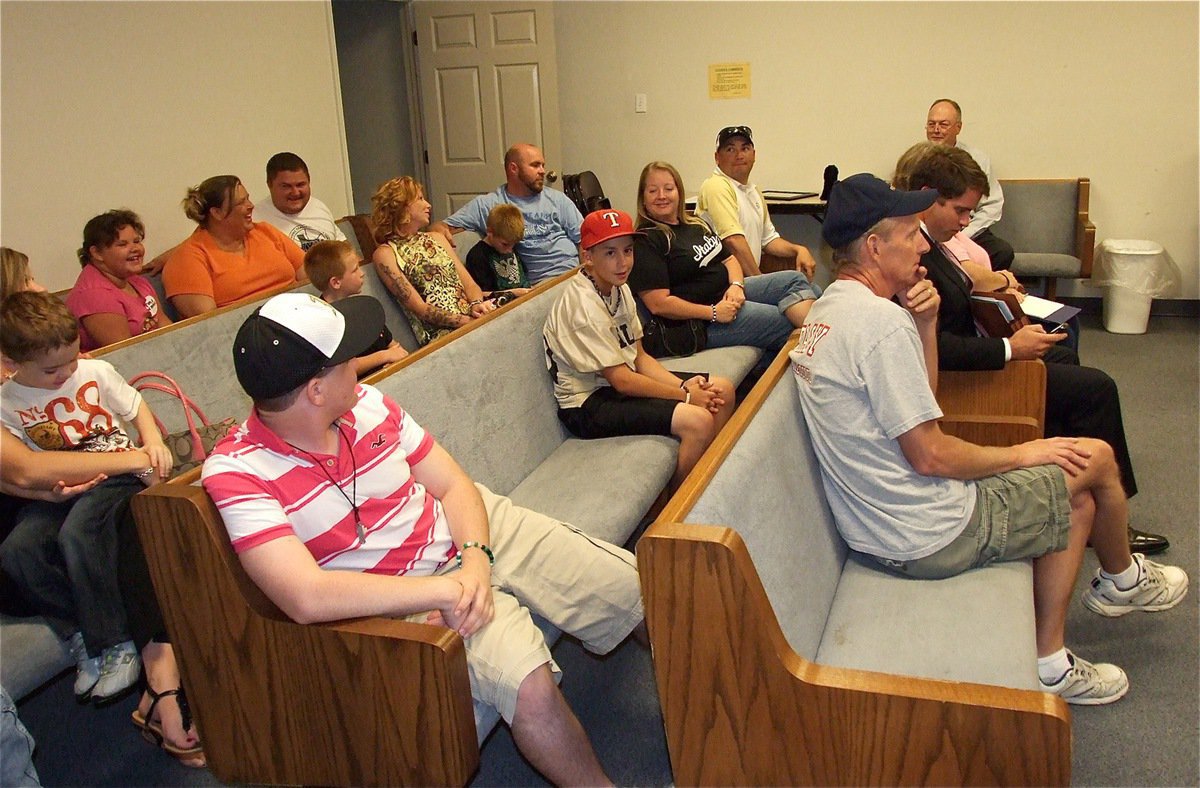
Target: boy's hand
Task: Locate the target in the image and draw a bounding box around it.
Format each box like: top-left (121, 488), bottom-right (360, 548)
top-left (383, 341), bottom-right (408, 364)
top-left (142, 441), bottom-right (174, 481)
top-left (685, 378), bottom-right (725, 413)
top-left (52, 474), bottom-right (108, 500)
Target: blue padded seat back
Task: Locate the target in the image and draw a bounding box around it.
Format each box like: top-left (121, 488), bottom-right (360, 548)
top-left (371, 280), bottom-right (569, 495)
top-left (993, 180), bottom-right (1078, 254)
top-left (685, 376), bottom-right (846, 661)
top-left (358, 262), bottom-right (420, 352)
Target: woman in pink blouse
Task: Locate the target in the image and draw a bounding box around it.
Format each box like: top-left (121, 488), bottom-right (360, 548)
top-left (66, 210), bottom-right (172, 351)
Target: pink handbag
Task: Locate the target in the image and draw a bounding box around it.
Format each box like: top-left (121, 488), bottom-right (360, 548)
top-left (129, 371), bottom-right (237, 476)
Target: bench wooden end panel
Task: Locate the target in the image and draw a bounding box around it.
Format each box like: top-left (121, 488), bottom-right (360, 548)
top-left (133, 480), bottom-right (479, 786)
top-left (639, 522), bottom-right (1072, 786)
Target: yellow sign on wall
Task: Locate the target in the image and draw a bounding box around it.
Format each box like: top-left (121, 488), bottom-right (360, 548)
top-left (708, 62), bottom-right (751, 99)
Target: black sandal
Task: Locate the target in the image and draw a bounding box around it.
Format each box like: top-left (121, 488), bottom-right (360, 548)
top-left (131, 686), bottom-right (204, 761)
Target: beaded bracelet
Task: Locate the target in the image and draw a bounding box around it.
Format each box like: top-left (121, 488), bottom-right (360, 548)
top-left (457, 541), bottom-right (495, 566)
top-left (135, 467), bottom-right (156, 480)
top-left (710, 305), bottom-right (718, 323)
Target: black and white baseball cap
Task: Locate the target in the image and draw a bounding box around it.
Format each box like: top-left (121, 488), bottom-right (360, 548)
top-left (232, 292), bottom-right (384, 399)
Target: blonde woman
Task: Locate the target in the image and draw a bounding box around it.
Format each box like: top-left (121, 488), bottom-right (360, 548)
top-left (0, 247), bottom-right (46, 302)
top-left (370, 176), bottom-right (494, 346)
top-left (631, 161), bottom-right (818, 357)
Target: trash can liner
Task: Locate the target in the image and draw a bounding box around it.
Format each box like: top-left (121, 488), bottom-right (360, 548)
top-left (1090, 240), bottom-right (1182, 297)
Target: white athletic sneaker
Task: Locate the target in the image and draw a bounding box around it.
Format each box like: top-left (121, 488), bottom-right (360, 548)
top-left (1039, 650), bottom-right (1129, 706)
top-left (1082, 553), bottom-right (1189, 617)
top-left (91, 640), bottom-right (141, 705)
top-left (69, 632), bottom-right (101, 703)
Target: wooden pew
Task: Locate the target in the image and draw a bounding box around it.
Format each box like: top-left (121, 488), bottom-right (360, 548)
top-left (637, 338), bottom-right (1071, 786)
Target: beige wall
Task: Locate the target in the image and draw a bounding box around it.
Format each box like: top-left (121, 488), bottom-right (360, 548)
top-left (1, 1), bottom-right (351, 292)
top-left (554, 1), bottom-right (1199, 299)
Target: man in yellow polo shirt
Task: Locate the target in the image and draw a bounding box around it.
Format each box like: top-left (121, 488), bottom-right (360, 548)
top-left (697, 125), bottom-right (818, 280)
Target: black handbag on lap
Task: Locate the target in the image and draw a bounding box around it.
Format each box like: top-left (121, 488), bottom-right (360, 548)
top-left (641, 315), bottom-right (707, 358)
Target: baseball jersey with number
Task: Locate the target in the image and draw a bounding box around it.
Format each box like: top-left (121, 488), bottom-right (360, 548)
top-left (543, 271), bottom-right (642, 408)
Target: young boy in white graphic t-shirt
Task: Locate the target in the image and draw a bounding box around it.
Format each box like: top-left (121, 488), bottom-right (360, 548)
top-left (0, 291), bottom-right (172, 704)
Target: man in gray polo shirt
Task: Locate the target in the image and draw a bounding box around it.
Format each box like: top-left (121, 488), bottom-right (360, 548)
top-left (791, 173), bottom-right (1187, 706)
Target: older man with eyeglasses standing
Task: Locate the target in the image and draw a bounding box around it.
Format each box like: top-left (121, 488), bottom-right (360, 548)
top-left (697, 125), bottom-right (820, 282)
top-left (924, 99), bottom-right (1015, 271)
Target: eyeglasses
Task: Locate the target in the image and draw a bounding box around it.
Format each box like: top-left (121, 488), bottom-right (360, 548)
top-left (925, 120), bottom-right (957, 130)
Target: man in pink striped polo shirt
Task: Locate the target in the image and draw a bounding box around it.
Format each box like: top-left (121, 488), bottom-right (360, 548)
top-left (202, 292), bottom-right (643, 785)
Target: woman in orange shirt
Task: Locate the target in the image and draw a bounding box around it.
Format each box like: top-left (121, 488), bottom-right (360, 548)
top-left (162, 175), bottom-right (306, 318)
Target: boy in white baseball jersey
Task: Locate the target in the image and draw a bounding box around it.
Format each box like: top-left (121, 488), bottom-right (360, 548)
top-left (543, 209), bottom-right (735, 488)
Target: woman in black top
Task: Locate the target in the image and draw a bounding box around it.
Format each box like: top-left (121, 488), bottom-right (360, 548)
top-left (630, 161), bottom-right (819, 355)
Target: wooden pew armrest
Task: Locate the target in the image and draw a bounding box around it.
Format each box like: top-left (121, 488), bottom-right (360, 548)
top-left (1078, 217), bottom-right (1096, 277)
top-left (937, 360), bottom-right (1046, 436)
top-left (132, 477), bottom-right (479, 786)
top-left (1076, 177), bottom-right (1095, 277)
top-left (940, 414), bottom-right (1042, 446)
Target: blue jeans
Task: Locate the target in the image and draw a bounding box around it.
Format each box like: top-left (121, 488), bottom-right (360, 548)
top-left (0, 476), bottom-right (139, 656)
top-left (0, 686), bottom-right (39, 787)
top-left (707, 271), bottom-right (821, 354)
top-left (0, 500), bottom-right (75, 640)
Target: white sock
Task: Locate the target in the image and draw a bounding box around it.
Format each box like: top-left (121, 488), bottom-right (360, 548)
top-left (1101, 557), bottom-right (1141, 591)
top-left (1038, 648), bottom-right (1072, 683)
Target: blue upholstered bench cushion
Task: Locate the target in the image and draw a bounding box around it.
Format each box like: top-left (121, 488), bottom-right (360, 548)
top-left (818, 556), bottom-right (1039, 690)
top-left (1011, 252), bottom-right (1083, 279)
top-left (687, 377), bottom-right (847, 662)
top-left (509, 436), bottom-right (676, 546)
top-left (0, 614), bottom-right (71, 700)
top-left (659, 345), bottom-right (763, 385)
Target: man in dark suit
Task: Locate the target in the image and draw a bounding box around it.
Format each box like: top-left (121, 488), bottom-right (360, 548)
top-left (894, 143), bottom-right (1168, 554)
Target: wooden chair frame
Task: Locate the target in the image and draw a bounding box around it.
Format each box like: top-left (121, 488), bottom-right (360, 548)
top-left (637, 340), bottom-right (1070, 786)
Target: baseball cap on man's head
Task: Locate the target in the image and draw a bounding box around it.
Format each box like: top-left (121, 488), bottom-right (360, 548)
top-left (822, 173), bottom-right (938, 249)
top-left (233, 292), bottom-right (384, 400)
top-left (716, 125), bottom-right (754, 148)
top-left (580, 208), bottom-right (643, 250)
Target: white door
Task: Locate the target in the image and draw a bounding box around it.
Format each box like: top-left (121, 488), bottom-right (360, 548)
top-left (411, 1), bottom-right (562, 218)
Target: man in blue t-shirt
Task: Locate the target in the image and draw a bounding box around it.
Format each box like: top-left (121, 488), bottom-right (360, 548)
top-left (429, 143), bottom-right (583, 284)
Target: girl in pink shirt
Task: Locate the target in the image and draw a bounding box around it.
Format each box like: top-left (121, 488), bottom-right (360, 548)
top-left (67, 210), bottom-right (172, 351)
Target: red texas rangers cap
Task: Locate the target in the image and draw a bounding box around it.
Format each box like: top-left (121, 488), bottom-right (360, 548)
top-left (580, 208), bottom-right (644, 250)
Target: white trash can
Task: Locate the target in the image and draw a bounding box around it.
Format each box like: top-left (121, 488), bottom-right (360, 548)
top-left (1097, 240), bottom-right (1164, 334)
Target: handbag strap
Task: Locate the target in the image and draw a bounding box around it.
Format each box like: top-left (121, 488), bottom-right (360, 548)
top-left (128, 371), bottom-right (212, 460)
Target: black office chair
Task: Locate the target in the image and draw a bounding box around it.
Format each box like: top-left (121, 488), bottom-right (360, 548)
top-left (560, 171), bottom-right (611, 216)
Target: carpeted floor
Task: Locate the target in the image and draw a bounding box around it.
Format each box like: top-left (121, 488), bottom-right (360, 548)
top-left (16, 314), bottom-right (1198, 787)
